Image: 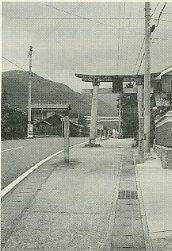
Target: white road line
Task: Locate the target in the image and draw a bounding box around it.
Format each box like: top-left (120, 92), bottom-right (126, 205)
top-left (1, 141), bottom-right (87, 198)
top-left (1, 146), bottom-right (24, 152)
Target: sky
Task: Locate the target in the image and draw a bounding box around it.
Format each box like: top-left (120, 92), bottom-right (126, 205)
top-left (2, 1), bottom-right (172, 93)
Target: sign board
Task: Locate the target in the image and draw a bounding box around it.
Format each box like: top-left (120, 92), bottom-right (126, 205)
top-left (123, 87), bottom-right (137, 94)
top-left (82, 88), bottom-right (113, 95)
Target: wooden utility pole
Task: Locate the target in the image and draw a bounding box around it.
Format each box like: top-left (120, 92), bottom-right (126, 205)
top-left (144, 2), bottom-right (151, 152)
top-left (63, 112), bottom-right (70, 163)
top-left (137, 82), bottom-right (144, 161)
top-left (27, 46), bottom-right (33, 138)
top-left (89, 80), bottom-right (100, 145)
top-left (118, 94), bottom-right (122, 137)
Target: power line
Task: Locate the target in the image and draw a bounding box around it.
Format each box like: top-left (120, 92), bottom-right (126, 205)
top-left (151, 3), bottom-right (159, 17)
top-left (155, 2), bottom-right (167, 27)
top-left (137, 53), bottom-right (145, 75)
top-left (8, 16), bottom-right (172, 23)
top-left (34, 2), bottom-right (83, 50)
top-left (119, 2), bottom-right (126, 73)
top-left (154, 19), bottom-right (172, 23)
top-left (116, 4), bottom-right (121, 74)
top-left (43, 2), bottom-right (113, 27)
top-left (124, 5), bottom-right (132, 73)
top-left (132, 38), bottom-right (145, 75)
top-left (7, 17), bottom-right (147, 20)
top-left (2, 56), bottom-right (26, 71)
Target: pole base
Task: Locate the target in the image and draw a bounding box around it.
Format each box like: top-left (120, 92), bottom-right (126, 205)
top-left (27, 123), bottom-right (33, 139)
top-left (85, 143), bottom-right (101, 147)
top-left (27, 136), bottom-right (33, 139)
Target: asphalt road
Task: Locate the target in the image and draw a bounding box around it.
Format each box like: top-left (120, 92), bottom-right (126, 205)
top-left (1, 137), bottom-right (87, 190)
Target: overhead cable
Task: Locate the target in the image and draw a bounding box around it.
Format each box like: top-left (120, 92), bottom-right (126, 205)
top-left (155, 2), bottom-right (167, 27)
top-left (151, 3), bottom-right (159, 17)
top-left (137, 53), bottom-right (145, 75)
top-left (2, 56), bottom-right (26, 71)
top-left (132, 38), bottom-right (145, 75)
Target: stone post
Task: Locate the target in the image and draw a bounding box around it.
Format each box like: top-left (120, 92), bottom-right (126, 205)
top-left (89, 80), bottom-right (100, 145)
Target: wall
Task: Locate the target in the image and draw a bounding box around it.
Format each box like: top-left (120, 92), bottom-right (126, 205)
top-left (155, 111), bottom-right (172, 147)
top-left (154, 145), bottom-right (172, 169)
top-left (161, 72), bottom-right (172, 93)
top-left (154, 111), bottom-right (172, 169)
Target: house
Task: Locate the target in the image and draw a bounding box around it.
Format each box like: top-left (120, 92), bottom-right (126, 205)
top-left (31, 104), bottom-right (86, 137)
top-left (152, 66), bottom-right (172, 169)
top-left (152, 66), bottom-right (172, 109)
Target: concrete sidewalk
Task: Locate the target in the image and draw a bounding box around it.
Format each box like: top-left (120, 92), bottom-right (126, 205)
top-left (2, 138), bottom-right (172, 250)
top-left (136, 150), bottom-right (172, 251)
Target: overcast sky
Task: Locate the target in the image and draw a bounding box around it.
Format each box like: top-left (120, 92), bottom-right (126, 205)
top-left (2, 1), bottom-right (172, 92)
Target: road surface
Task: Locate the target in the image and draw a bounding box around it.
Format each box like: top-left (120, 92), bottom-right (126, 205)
top-left (1, 137), bottom-right (87, 190)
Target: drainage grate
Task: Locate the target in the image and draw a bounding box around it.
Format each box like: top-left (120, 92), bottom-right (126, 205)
top-left (118, 190), bottom-right (138, 199)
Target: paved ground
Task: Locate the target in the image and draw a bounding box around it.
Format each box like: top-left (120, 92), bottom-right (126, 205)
top-left (136, 150), bottom-right (172, 251)
top-left (1, 138), bottom-right (172, 250)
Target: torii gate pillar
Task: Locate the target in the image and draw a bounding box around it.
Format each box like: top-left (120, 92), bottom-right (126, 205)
top-left (88, 80), bottom-right (100, 146)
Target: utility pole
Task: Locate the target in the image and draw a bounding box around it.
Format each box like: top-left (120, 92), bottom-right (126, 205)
top-left (144, 2), bottom-right (151, 152)
top-left (118, 93), bottom-right (122, 138)
top-left (63, 111), bottom-right (70, 163)
top-left (27, 46), bottom-right (33, 138)
top-left (137, 81), bottom-right (144, 161)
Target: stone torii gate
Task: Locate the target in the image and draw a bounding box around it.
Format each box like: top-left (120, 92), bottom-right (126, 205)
top-left (75, 73), bottom-right (146, 147)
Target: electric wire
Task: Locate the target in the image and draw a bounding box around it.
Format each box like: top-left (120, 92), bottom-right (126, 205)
top-left (116, 4), bottom-right (121, 74)
top-left (8, 17), bottom-right (148, 20)
top-left (2, 56), bottom-right (26, 71)
top-left (132, 38), bottom-right (145, 75)
top-left (155, 2), bottom-right (167, 27)
top-left (124, 6), bottom-right (132, 73)
top-left (137, 53), bottom-right (145, 75)
top-left (3, 2), bottom-right (171, 78)
top-left (119, 2), bottom-right (126, 74)
top-left (43, 2), bottom-right (116, 27)
top-left (151, 3), bottom-right (160, 17)
top-left (3, 3), bottom-right (145, 76)
top-left (34, 2), bottom-right (83, 50)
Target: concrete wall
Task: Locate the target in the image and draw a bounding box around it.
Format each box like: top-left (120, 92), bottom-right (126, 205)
top-left (154, 145), bottom-right (172, 169)
top-left (154, 111), bottom-right (172, 169)
top-left (155, 111), bottom-right (172, 147)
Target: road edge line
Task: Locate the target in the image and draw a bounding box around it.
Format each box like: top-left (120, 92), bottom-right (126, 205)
top-left (1, 141), bottom-right (87, 198)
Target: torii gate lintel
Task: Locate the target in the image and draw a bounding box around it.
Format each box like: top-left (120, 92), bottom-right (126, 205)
top-left (75, 73), bottom-right (145, 146)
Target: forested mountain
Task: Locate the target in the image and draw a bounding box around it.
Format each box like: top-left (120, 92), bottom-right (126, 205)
top-left (2, 71), bottom-right (116, 117)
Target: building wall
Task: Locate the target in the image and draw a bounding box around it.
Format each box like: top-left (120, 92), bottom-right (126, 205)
top-left (154, 145), bottom-right (172, 169)
top-left (155, 121), bottom-right (172, 147)
top-left (154, 111), bottom-right (172, 169)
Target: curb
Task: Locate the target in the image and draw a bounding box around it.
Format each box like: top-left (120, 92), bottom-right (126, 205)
top-left (136, 168), bottom-right (153, 251)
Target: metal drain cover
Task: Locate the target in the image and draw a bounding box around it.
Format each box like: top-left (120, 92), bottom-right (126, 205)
top-left (118, 190), bottom-right (138, 199)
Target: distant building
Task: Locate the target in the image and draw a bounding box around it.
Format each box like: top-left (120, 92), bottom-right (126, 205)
top-left (30, 103), bottom-right (86, 137)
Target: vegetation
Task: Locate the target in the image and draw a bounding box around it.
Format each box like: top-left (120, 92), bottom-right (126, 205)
top-left (2, 70), bottom-right (116, 139)
top-left (120, 93), bottom-right (138, 138)
top-left (1, 92), bottom-right (27, 139)
top-left (2, 71), bottom-right (115, 116)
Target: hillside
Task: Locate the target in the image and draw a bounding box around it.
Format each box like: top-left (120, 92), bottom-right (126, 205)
top-left (2, 71), bottom-right (117, 118)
